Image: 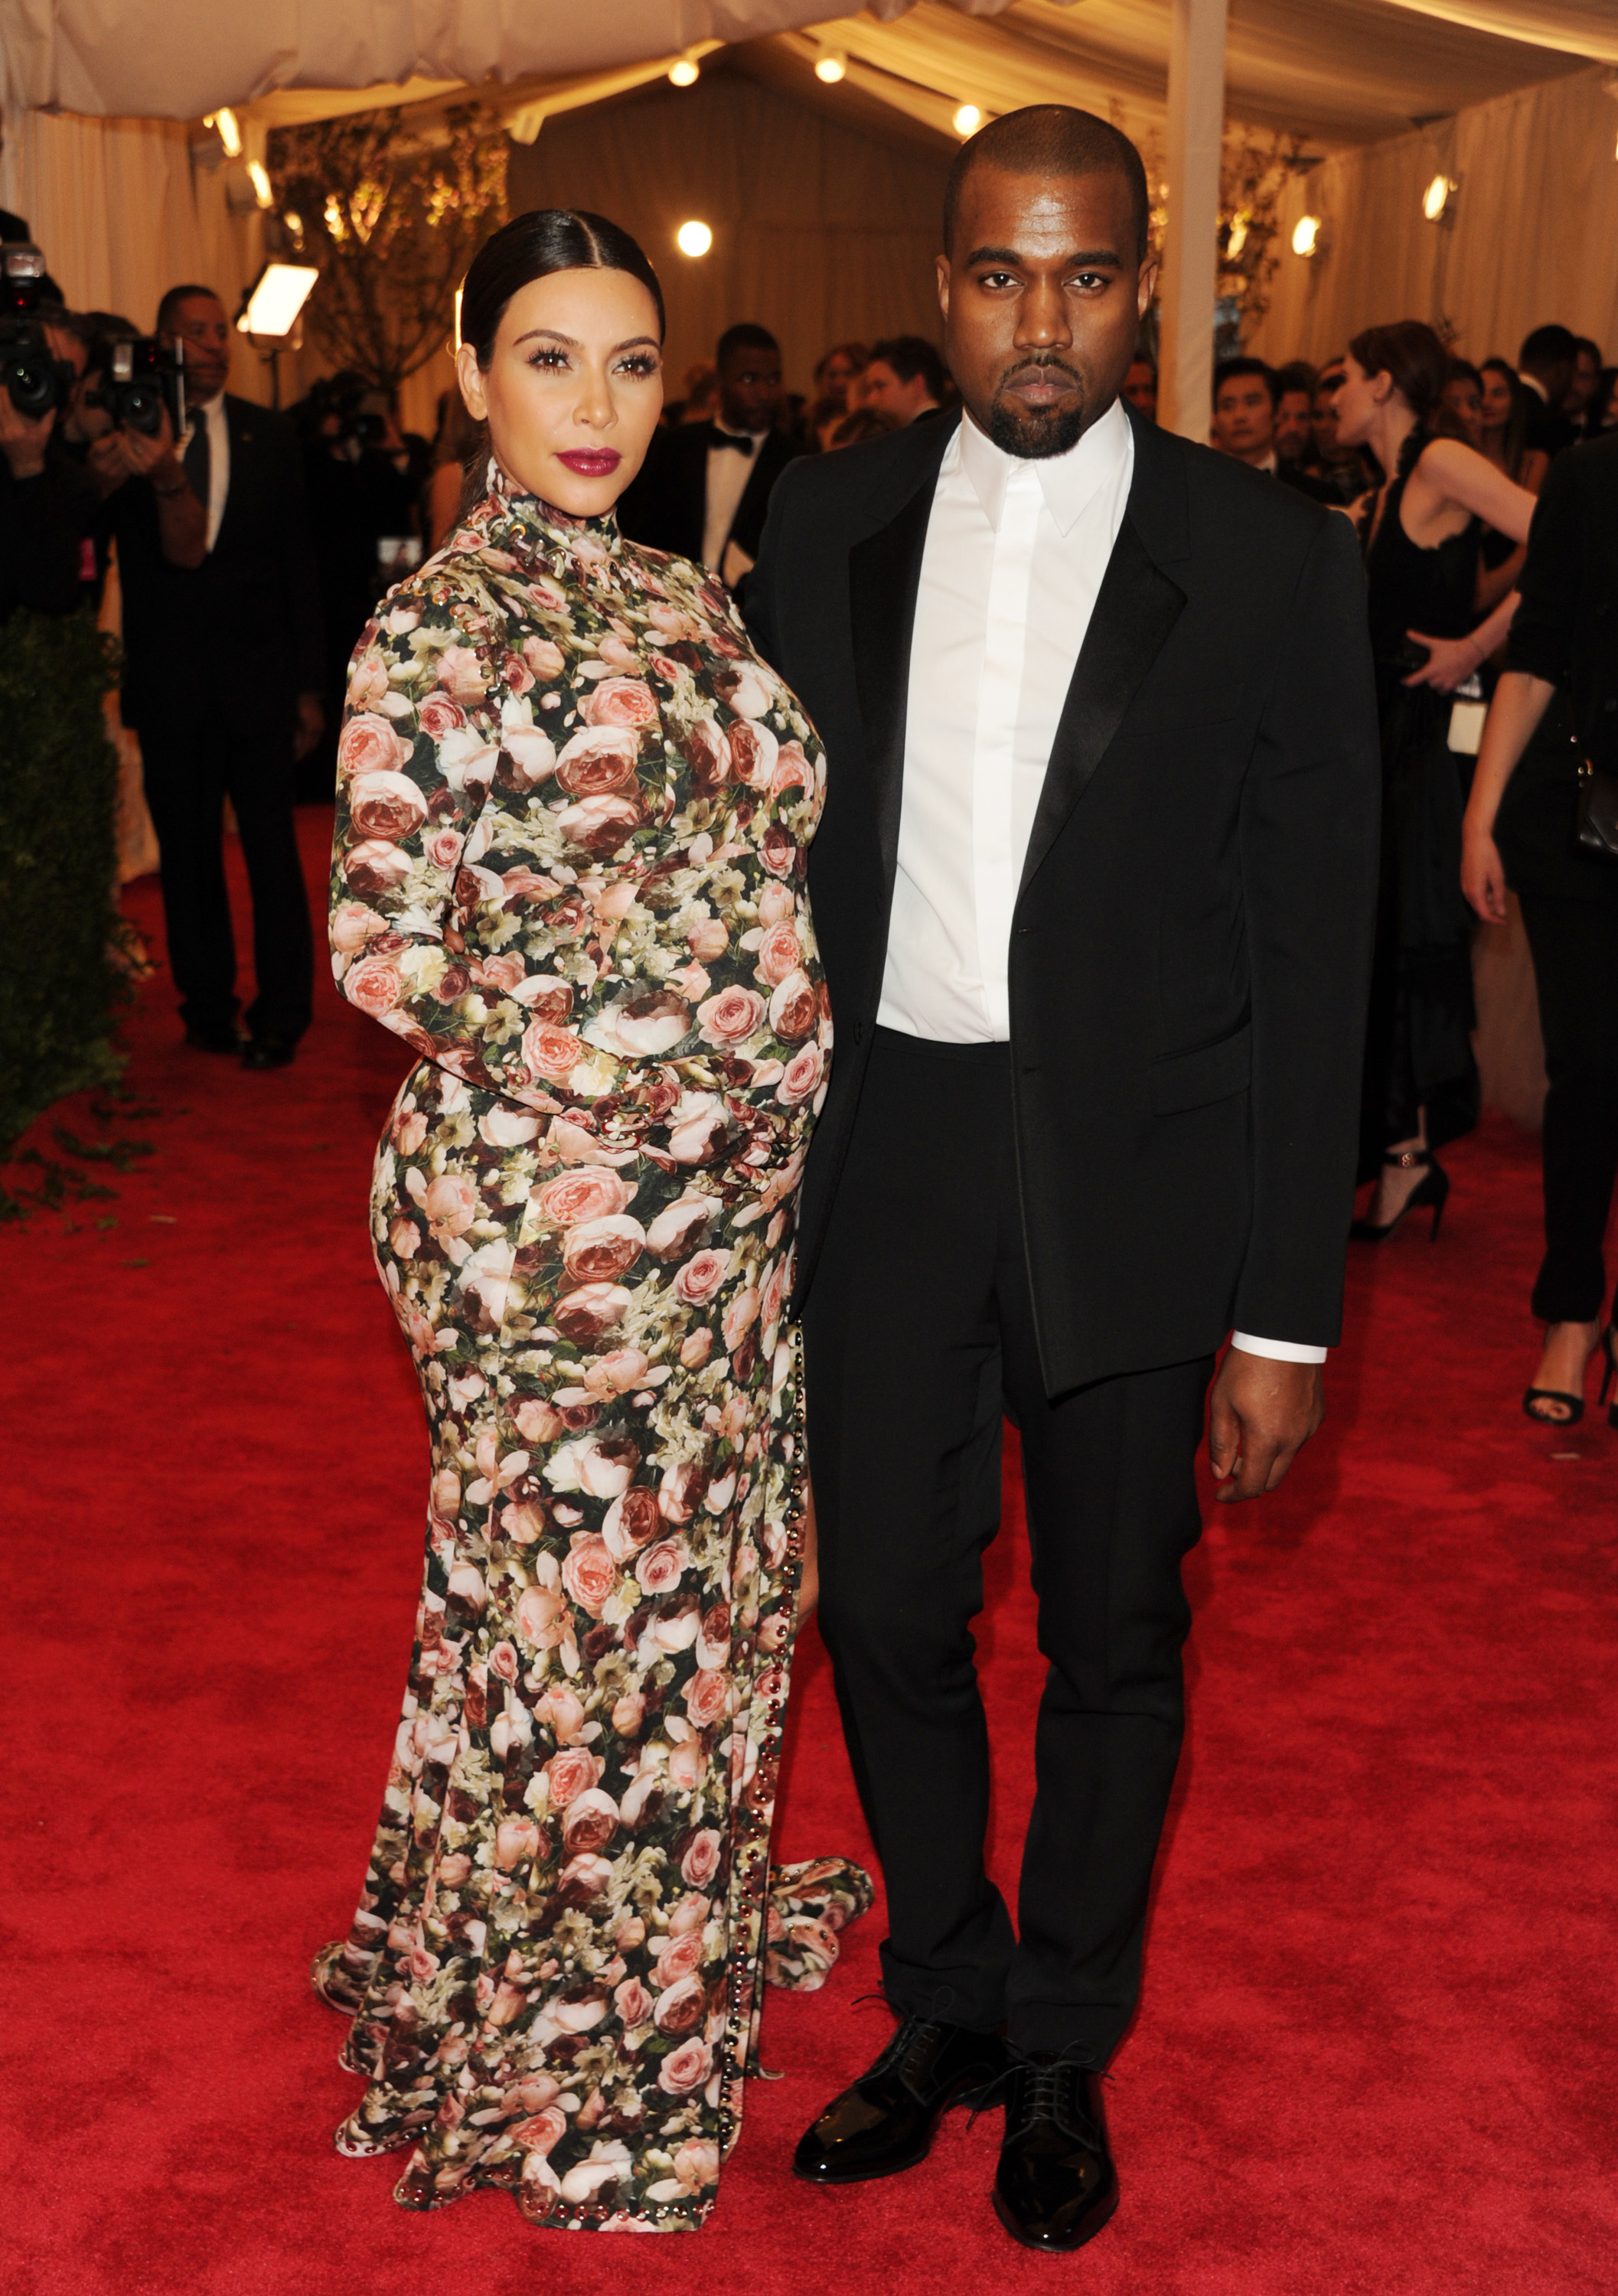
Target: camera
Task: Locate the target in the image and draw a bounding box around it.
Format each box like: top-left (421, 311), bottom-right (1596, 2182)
top-left (0, 242), bottom-right (75, 419)
top-left (300, 371), bottom-right (393, 456)
top-left (83, 334), bottom-right (188, 439)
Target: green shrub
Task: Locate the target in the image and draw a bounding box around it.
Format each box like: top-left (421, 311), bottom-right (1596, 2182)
top-left (0, 607), bottom-right (129, 1147)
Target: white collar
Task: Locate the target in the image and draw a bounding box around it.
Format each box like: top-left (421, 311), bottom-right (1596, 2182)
top-left (954, 393), bottom-right (1131, 536)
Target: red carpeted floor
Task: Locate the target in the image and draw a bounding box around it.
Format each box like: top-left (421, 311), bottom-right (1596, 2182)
top-left (4, 810), bottom-right (1615, 2296)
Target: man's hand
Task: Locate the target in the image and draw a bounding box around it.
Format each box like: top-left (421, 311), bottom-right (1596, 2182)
top-left (86, 430), bottom-right (129, 496)
top-left (294, 693), bottom-right (325, 762)
top-left (117, 406), bottom-right (184, 489)
top-left (1401, 627), bottom-right (1479, 693)
top-left (1209, 1349), bottom-right (1324, 1503)
top-left (0, 393), bottom-right (56, 481)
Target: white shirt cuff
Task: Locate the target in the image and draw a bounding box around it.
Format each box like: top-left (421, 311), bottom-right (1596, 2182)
top-left (1230, 1332), bottom-right (1328, 1364)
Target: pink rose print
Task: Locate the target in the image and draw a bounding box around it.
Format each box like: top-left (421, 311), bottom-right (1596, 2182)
top-left (634, 1539), bottom-right (687, 1596)
top-left (521, 1021), bottom-right (584, 1083)
top-left (560, 1534), bottom-right (617, 1616)
top-left (755, 920), bottom-right (803, 986)
top-left (423, 1172), bottom-right (478, 1241)
top-left (651, 1973), bottom-right (707, 2034)
top-left (545, 1747), bottom-right (604, 1807)
top-left (553, 1283), bottom-right (632, 1342)
top-left (437, 643), bottom-right (488, 703)
top-left (349, 771), bottom-right (428, 840)
top-left (656, 2040), bottom-right (714, 2097)
top-left (769, 970), bottom-right (818, 1042)
top-left (680, 1829), bottom-right (723, 1889)
top-left (685, 1668), bottom-right (730, 1728)
top-left (556, 793), bottom-right (642, 856)
top-left (614, 1978), bottom-right (654, 2028)
top-left (602, 1486), bottom-right (662, 1557)
top-left (777, 1043), bottom-right (823, 1105)
top-left (516, 1584), bottom-right (567, 1648)
top-left (674, 1248), bottom-right (729, 1306)
top-left (556, 723), bottom-right (641, 794)
top-left (579, 677), bottom-right (658, 729)
top-left (338, 712), bottom-right (411, 778)
top-left (644, 1195), bottom-right (713, 1261)
top-left (534, 1166), bottom-right (627, 1227)
top-left (342, 838), bottom-right (412, 896)
top-left (562, 1216), bottom-right (646, 1283)
top-left (417, 693), bottom-right (466, 739)
top-left (696, 985), bottom-right (767, 1049)
top-left (343, 955), bottom-right (403, 1020)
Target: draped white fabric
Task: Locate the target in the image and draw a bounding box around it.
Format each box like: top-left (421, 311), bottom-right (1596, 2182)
top-left (0, 0), bottom-right (1012, 119)
top-left (1247, 64), bottom-right (1618, 367)
top-left (509, 68), bottom-right (951, 393)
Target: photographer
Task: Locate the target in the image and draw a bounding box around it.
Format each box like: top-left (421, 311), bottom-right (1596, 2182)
top-left (102, 283), bottom-right (322, 1071)
top-left (0, 247), bottom-right (101, 622)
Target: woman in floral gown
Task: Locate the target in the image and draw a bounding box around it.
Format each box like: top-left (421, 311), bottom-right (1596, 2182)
top-left (315, 210), bottom-right (868, 2232)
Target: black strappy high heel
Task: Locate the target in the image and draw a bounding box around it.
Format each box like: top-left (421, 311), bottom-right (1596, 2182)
top-left (1349, 1147), bottom-right (1450, 1244)
top-left (1522, 1320), bottom-right (1615, 1428)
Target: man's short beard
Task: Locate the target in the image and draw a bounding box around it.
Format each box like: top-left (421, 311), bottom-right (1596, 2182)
top-left (985, 370), bottom-right (1089, 460)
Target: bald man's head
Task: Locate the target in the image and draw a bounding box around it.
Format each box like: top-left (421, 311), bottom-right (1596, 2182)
top-left (944, 106), bottom-right (1150, 265)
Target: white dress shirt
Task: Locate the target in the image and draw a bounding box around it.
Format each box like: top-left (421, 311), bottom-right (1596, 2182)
top-left (702, 420), bottom-right (762, 577)
top-left (876, 401), bottom-right (1323, 1365)
top-left (188, 390), bottom-right (230, 553)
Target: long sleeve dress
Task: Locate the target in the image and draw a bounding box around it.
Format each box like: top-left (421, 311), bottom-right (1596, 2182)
top-left (317, 460), bottom-right (869, 2232)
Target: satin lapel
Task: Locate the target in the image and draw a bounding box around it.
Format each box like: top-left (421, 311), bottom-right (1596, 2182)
top-left (1019, 515), bottom-right (1186, 895)
top-left (847, 468), bottom-right (938, 890)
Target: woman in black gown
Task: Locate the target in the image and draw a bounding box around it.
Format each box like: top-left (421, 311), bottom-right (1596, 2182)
top-left (1332, 322), bottom-right (1537, 1239)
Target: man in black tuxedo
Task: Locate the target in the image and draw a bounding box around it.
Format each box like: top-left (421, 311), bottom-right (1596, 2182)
top-left (749, 108), bottom-right (1379, 2254)
top-left (617, 321), bottom-right (798, 588)
top-left (1517, 323), bottom-right (1580, 463)
top-left (103, 285), bottom-right (322, 1068)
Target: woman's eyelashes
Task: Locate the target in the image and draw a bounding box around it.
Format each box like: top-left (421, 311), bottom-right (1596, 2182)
top-left (524, 350), bottom-right (660, 377)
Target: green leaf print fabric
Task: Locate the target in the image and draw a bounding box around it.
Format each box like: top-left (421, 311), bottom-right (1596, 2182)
top-left (316, 464), bottom-right (870, 2232)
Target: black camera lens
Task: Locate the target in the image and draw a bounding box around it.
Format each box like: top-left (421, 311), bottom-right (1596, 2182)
top-left (2, 349), bottom-right (60, 418)
top-left (120, 381), bottom-right (167, 437)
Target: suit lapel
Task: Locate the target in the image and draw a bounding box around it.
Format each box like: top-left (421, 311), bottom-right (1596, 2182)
top-left (847, 424), bottom-right (953, 889)
top-left (1019, 422), bottom-right (1188, 894)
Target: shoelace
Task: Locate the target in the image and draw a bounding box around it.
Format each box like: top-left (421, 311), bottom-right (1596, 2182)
top-left (971, 2047), bottom-right (1107, 2143)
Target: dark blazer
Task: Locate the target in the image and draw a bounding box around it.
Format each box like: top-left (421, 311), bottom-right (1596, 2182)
top-left (1497, 429), bottom-right (1618, 904)
top-left (617, 420), bottom-right (800, 568)
top-left (111, 393), bottom-right (321, 734)
top-left (748, 405), bottom-right (1381, 1392)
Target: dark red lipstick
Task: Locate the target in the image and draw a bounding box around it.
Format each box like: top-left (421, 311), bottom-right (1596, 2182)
top-left (556, 448), bottom-right (622, 476)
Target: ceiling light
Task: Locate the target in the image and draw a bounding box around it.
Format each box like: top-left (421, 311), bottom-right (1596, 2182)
top-left (816, 52), bottom-right (847, 83)
top-left (236, 261), bottom-right (319, 339)
top-left (677, 220), bottom-right (713, 258)
top-left (668, 55), bottom-right (700, 86)
top-left (1225, 215), bottom-right (1248, 259)
top-left (1292, 214), bottom-right (1323, 258)
top-left (953, 104), bottom-right (983, 137)
top-left (203, 107), bottom-right (243, 158)
top-left (1422, 173), bottom-right (1457, 223)
top-left (246, 159), bottom-right (274, 209)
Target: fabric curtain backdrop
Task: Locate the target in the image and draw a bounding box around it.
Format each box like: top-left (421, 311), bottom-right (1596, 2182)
top-left (1247, 64), bottom-right (1618, 367)
top-left (509, 67), bottom-right (951, 396)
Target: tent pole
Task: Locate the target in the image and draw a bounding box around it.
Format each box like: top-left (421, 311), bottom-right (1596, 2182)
top-left (1157, 0), bottom-right (1228, 442)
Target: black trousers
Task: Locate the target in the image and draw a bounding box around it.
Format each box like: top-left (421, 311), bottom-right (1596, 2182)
top-left (1518, 895), bottom-right (1618, 1324)
top-left (137, 703), bottom-right (313, 1043)
top-left (803, 1029), bottom-right (1212, 2062)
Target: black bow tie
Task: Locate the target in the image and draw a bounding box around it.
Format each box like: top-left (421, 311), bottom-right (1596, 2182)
top-left (711, 430), bottom-right (756, 454)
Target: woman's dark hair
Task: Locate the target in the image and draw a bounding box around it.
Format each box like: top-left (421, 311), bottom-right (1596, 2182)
top-left (1479, 354), bottom-right (1529, 478)
top-left (1444, 357), bottom-right (1482, 393)
top-left (460, 210), bottom-right (665, 364)
top-left (1348, 321), bottom-right (1450, 425)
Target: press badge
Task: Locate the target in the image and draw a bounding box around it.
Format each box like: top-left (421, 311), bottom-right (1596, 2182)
top-left (1448, 674), bottom-right (1486, 755)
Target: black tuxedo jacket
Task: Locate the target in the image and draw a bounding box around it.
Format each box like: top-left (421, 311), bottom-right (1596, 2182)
top-left (748, 404), bottom-right (1381, 1393)
top-left (617, 420), bottom-right (801, 568)
top-left (112, 394), bottom-right (322, 735)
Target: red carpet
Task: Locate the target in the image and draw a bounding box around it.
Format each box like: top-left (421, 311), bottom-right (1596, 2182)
top-left (5, 810), bottom-right (1615, 2295)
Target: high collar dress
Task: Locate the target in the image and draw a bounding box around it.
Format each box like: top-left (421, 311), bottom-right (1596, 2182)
top-left (318, 463), bottom-right (869, 2230)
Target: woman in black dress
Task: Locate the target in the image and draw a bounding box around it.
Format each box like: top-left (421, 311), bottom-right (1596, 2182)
top-left (1463, 432), bottom-right (1618, 1423)
top-left (1333, 322), bottom-right (1537, 1239)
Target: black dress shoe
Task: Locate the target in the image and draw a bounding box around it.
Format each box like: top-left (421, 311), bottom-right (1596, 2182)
top-left (184, 1023), bottom-right (241, 1055)
top-left (794, 2013), bottom-right (1009, 2184)
top-left (992, 2052), bottom-right (1118, 2253)
top-left (241, 1034), bottom-right (296, 1071)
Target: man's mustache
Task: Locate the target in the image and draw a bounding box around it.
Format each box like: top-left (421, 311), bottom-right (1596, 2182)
top-left (996, 357), bottom-right (1083, 400)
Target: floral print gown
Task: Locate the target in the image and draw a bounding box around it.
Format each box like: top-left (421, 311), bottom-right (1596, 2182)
top-left (318, 463), bottom-right (869, 2232)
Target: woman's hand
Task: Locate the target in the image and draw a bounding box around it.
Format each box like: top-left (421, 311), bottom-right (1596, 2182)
top-left (1402, 628), bottom-right (1479, 692)
top-left (1462, 819), bottom-right (1509, 925)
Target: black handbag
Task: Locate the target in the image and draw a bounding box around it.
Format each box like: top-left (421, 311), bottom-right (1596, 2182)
top-left (1575, 751), bottom-right (1618, 860)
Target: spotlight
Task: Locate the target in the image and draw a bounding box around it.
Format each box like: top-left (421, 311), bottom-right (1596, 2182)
top-left (1292, 214), bottom-right (1323, 258)
top-left (953, 104), bottom-right (983, 137)
top-left (677, 220), bottom-right (713, 258)
top-left (668, 55), bottom-right (700, 86)
top-left (204, 107), bottom-right (243, 158)
top-left (246, 159), bottom-right (274, 210)
top-left (816, 53), bottom-right (847, 83)
top-left (1422, 173), bottom-right (1458, 223)
top-left (236, 261), bottom-right (319, 340)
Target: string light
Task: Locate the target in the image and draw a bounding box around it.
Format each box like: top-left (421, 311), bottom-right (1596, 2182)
top-left (668, 55), bottom-right (700, 86)
top-left (815, 53), bottom-right (847, 83)
top-left (677, 220), bottom-right (713, 257)
top-left (1292, 214), bottom-right (1323, 258)
top-left (204, 108), bottom-right (243, 158)
top-left (953, 104), bottom-right (982, 137)
top-left (246, 159), bottom-right (274, 209)
top-left (1422, 173), bottom-right (1457, 223)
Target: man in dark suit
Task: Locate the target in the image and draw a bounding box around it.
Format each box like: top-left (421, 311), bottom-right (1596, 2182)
top-left (1517, 323), bottom-right (1580, 463)
top-left (103, 285), bottom-right (323, 1068)
top-left (749, 108), bottom-right (1379, 2255)
top-left (618, 321), bottom-right (798, 587)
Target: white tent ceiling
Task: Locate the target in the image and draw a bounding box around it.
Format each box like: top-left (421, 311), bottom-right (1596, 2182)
top-left (2, 0), bottom-right (1613, 152)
